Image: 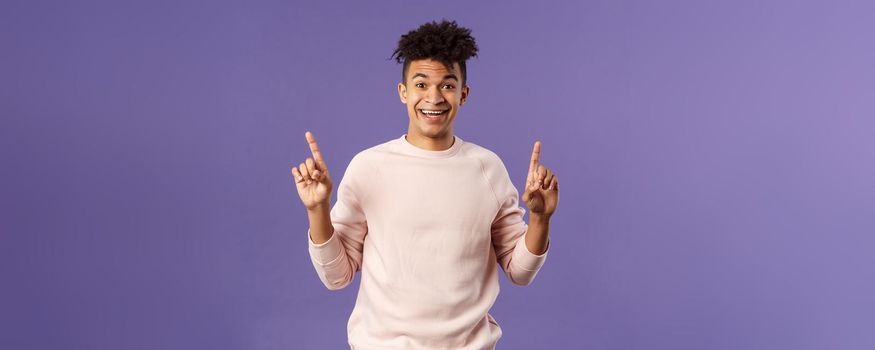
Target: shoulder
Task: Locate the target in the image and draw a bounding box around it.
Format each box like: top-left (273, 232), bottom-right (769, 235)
top-left (460, 140), bottom-right (507, 171)
top-left (349, 138), bottom-right (394, 164)
top-left (343, 137), bottom-right (398, 175)
top-left (460, 140), bottom-right (519, 201)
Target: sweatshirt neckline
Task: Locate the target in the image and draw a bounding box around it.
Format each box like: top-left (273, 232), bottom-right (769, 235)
top-left (397, 134), bottom-right (464, 158)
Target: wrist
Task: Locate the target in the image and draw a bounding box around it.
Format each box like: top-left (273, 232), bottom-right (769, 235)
top-left (306, 200), bottom-right (330, 212)
top-left (530, 212), bottom-right (552, 223)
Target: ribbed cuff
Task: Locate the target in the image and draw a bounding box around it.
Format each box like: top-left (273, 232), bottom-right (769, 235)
top-left (307, 229), bottom-right (344, 266)
top-left (511, 230), bottom-right (549, 272)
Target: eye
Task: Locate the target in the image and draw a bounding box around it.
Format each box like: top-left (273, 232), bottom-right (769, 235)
top-left (442, 84), bottom-right (455, 90)
top-left (415, 82), bottom-right (425, 88)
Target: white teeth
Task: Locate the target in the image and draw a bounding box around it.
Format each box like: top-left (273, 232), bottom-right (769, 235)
top-left (421, 110), bottom-right (446, 115)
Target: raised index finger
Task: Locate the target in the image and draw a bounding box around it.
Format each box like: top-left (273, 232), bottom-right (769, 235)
top-left (529, 140), bottom-right (541, 174)
top-left (305, 131), bottom-right (326, 167)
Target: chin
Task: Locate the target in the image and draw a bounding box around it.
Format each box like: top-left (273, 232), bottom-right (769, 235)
top-left (421, 128), bottom-right (449, 139)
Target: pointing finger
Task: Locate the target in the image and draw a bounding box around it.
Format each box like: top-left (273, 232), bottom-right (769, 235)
top-left (529, 141), bottom-right (541, 175)
top-left (526, 140), bottom-right (541, 186)
top-left (305, 131), bottom-right (327, 169)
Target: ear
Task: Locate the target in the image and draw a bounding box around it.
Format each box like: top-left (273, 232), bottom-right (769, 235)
top-left (398, 82), bottom-right (407, 104)
top-left (460, 85), bottom-right (470, 105)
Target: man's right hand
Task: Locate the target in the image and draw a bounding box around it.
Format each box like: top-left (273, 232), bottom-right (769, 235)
top-left (292, 131), bottom-right (333, 210)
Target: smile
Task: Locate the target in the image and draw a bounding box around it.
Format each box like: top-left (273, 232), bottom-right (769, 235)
top-left (418, 109), bottom-right (448, 120)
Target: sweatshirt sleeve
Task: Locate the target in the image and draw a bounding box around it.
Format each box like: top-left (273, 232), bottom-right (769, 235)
top-left (307, 154), bottom-right (370, 290)
top-left (485, 153), bottom-right (550, 286)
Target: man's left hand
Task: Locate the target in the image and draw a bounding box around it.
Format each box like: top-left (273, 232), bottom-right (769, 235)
top-left (522, 141), bottom-right (559, 219)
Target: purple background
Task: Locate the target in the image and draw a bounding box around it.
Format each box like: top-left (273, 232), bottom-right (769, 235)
top-left (2, 0), bottom-right (874, 349)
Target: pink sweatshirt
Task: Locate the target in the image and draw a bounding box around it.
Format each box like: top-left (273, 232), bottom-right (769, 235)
top-left (307, 134), bottom-right (550, 350)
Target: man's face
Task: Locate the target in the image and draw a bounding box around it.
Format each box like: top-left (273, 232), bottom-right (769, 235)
top-left (398, 59), bottom-right (469, 142)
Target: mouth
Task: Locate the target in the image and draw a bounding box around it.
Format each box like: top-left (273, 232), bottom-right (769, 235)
top-left (417, 108), bottom-right (449, 122)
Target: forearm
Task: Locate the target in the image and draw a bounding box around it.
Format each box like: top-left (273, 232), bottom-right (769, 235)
top-left (525, 213), bottom-right (551, 255)
top-left (306, 199), bottom-right (361, 291)
top-left (307, 201), bottom-right (335, 244)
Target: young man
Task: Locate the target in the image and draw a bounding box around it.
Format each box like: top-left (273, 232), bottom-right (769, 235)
top-left (291, 20), bottom-right (559, 349)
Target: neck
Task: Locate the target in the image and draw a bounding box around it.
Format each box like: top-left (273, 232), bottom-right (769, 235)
top-left (405, 131), bottom-right (455, 151)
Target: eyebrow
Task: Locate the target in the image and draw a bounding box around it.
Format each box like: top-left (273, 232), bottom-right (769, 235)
top-left (411, 73), bottom-right (458, 81)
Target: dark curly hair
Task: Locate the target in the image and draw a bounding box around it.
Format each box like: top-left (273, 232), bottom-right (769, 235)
top-left (391, 20), bottom-right (479, 86)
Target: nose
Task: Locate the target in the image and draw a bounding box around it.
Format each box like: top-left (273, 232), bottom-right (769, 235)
top-left (425, 86), bottom-right (445, 104)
